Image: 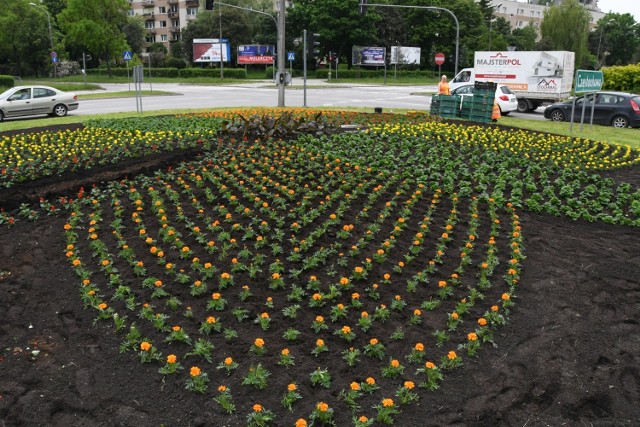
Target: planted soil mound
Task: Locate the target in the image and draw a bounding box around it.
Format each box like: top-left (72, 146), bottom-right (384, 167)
top-left (0, 124), bottom-right (638, 427)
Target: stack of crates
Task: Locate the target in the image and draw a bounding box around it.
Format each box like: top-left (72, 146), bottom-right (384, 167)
top-left (460, 81), bottom-right (497, 124)
top-left (430, 95), bottom-right (462, 119)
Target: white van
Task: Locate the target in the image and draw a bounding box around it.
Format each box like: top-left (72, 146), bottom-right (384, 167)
top-left (449, 68), bottom-right (475, 91)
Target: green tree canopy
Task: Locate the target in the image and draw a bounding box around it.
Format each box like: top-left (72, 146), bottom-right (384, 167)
top-left (539, 0), bottom-right (590, 67)
top-left (596, 13), bottom-right (640, 66)
top-left (58, 0), bottom-right (131, 75)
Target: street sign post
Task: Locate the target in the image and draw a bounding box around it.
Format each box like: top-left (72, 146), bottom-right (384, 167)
top-left (124, 51), bottom-right (133, 91)
top-left (571, 69), bottom-right (605, 132)
top-left (575, 70), bottom-right (604, 93)
top-left (435, 52), bottom-right (445, 78)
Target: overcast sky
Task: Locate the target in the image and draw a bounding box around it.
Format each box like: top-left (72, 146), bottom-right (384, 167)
top-left (594, 0), bottom-right (639, 20)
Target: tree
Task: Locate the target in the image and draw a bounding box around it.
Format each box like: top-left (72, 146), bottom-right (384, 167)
top-left (121, 15), bottom-right (147, 57)
top-left (0, 0), bottom-right (54, 76)
top-left (286, 0), bottom-right (379, 69)
top-left (58, 0), bottom-right (131, 76)
top-left (180, 7), bottom-right (252, 65)
top-left (539, 0), bottom-right (590, 67)
top-left (508, 24), bottom-right (537, 51)
top-left (595, 13), bottom-right (640, 66)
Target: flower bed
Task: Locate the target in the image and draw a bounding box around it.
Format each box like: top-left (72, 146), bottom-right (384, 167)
top-left (33, 110), bottom-right (637, 426)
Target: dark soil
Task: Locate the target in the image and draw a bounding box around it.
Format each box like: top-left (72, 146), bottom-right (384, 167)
top-left (0, 124), bottom-right (639, 427)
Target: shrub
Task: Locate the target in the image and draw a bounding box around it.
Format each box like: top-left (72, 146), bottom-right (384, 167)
top-left (0, 75), bottom-right (14, 89)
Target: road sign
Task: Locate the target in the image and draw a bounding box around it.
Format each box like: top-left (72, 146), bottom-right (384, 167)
top-left (287, 52), bottom-right (295, 61)
top-left (434, 52), bottom-right (445, 66)
top-left (123, 51), bottom-right (133, 61)
top-left (50, 51), bottom-right (57, 58)
top-left (575, 70), bottom-right (604, 93)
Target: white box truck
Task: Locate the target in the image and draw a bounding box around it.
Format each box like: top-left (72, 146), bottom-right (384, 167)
top-left (449, 51), bottom-right (575, 112)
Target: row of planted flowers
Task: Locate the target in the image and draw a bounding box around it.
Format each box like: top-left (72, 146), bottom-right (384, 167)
top-left (62, 127), bottom-right (525, 426)
top-left (2, 110), bottom-right (638, 228)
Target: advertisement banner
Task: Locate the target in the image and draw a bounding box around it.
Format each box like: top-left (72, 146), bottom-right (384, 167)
top-left (390, 46), bottom-right (421, 65)
top-left (352, 46), bottom-right (386, 66)
top-left (193, 38), bottom-right (231, 63)
top-left (237, 45), bottom-right (276, 65)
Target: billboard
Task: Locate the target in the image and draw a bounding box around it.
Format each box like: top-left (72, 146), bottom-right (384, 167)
top-left (193, 38), bottom-right (231, 63)
top-left (390, 46), bottom-right (421, 65)
top-left (237, 45), bottom-right (276, 65)
top-left (352, 46), bottom-right (386, 66)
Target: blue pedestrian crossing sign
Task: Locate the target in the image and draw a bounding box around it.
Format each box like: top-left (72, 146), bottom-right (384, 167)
top-left (287, 52), bottom-right (295, 61)
top-left (123, 51), bottom-right (133, 61)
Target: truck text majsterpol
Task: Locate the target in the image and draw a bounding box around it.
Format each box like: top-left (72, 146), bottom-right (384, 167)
top-left (449, 51), bottom-right (576, 113)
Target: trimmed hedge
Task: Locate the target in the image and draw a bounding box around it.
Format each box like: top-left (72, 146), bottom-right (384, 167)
top-left (0, 75), bottom-right (14, 89)
top-left (86, 67), bottom-right (247, 79)
top-left (602, 64), bottom-right (640, 93)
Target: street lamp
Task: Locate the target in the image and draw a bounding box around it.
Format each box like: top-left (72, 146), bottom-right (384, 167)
top-left (361, 3), bottom-right (460, 76)
top-left (30, 2), bottom-right (56, 78)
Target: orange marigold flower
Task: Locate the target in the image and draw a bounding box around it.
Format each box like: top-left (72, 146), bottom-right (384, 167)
top-left (316, 402), bottom-right (329, 412)
top-left (491, 305), bottom-right (499, 312)
top-left (206, 316), bottom-right (216, 324)
top-left (425, 361), bottom-right (436, 369)
top-left (413, 309), bottom-right (422, 316)
top-left (358, 416), bottom-right (368, 422)
top-left (224, 357), bottom-right (233, 365)
top-left (340, 277), bottom-right (349, 285)
top-left (438, 280), bottom-right (447, 288)
top-left (341, 326), bottom-right (351, 334)
top-left (167, 354), bottom-right (177, 364)
top-left (352, 293), bottom-right (360, 300)
top-left (316, 339), bottom-right (325, 347)
top-left (254, 338), bottom-right (265, 347)
top-left (190, 366), bottom-right (201, 377)
top-left (382, 398), bottom-right (395, 407)
top-left (383, 273), bottom-right (391, 280)
top-left (212, 293), bottom-right (221, 300)
top-left (404, 381), bottom-right (415, 389)
top-left (501, 293), bottom-right (510, 301)
top-left (287, 383), bottom-right (297, 391)
top-left (296, 419), bottom-right (307, 427)
top-left (478, 317), bottom-right (487, 326)
top-left (101, 260), bottom-right (109, 267)
top-left (172, 325), bottom-right (181, 332)
top-left (220, 272), bottom-right (231, 280)
top-left (140, 341), bottom-right (151, 351)
top-left (361, 311), bottom-right (369, 318)
top-left (390, 359), bottom-right (400, 368)
top-left (218, 385), bottom-right (227, 392)
top-left (350, 382), bottom-right (361, 391)
top-left (451, 312), bottom-right (459, 320)
top-left (312, 293), bottom-right (322, 301)
top-left (253, 403), bottom-right (263, 412)
top-left (447, 351), bottom-right (457, 360)
top-left (415, 342), bottom-right (425, 351)
top-left (468, 332), bottom-right (478, 341)
top-left (370, 338), bottom-right (379, 345)
top-left (271, 272), bottom-right (280, 280)
top-left (366, 377), bottom-right (376, 385)
top-left (315, 315), bottom-right (324, 322)
top-left (260, 312), bottom-right (269, 319)
top-left (281, 348), bottom-right (290, 356)
top-left (354, 266), bottom-right (363, 274)
top-left (98, 303), bottom-right (107, 310)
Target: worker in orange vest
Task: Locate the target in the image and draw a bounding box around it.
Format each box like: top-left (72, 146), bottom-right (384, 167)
top-left (492, 100), bottom-right (501, 122)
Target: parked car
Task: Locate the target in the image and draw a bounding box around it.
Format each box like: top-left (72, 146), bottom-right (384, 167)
top-left (450, 84), bottom-right (518, 115)
top-left (0, 85), bottom-right (79, 121)
top-left (543, 91), bottom-right (640, 128)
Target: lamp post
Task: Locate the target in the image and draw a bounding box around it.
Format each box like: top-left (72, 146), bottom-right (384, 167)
top-left (210, 1), bottom-right (282, 105)
top-left (30, 2), bottom-right (56, 77)
top-left (362, 3), bottom-right (460, 76)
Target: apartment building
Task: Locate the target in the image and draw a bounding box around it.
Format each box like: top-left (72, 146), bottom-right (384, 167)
top-left (128, 0), bottom-right (291, 49)
top-left (485, 0), bottom-right (605, 31)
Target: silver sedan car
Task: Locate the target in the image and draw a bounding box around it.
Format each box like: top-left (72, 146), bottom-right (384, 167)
top-left (0, 85), bottom-right (79, 121)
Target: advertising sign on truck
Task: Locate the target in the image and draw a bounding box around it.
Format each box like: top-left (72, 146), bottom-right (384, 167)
top-left (450, 51), bottom-right (576, 112)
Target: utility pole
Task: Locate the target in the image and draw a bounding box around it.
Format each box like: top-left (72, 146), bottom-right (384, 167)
top-left (277, 0), bottom-right (286, 107)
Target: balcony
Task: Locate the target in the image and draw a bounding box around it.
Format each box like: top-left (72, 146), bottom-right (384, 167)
top-left (143, 12), bottom-right (155, 20)
top-left (168, 0), bottom-right (178, 3)
top-left (185, 0), bottom-right (199, 6)
top-left (171, 26), bottom-right (181, 33)
top-left (142, 0), bottom-right (155, 6)
top-left (168, 11), bottom-right (178, 18)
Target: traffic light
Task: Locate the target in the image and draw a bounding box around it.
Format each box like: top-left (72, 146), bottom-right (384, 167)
top-left (308, 32), bottom-right (320, 60)
top-left (205, 0), bottom-right (214, 10)
top-left (359, 0), bottom-right (368, 15)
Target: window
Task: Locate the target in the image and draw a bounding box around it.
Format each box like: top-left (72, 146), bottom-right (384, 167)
top-left (33, 88), bottom-right (56, 98)
top-left (146, 35), bottom-right (155, 43)
top-left (159, 21), bottom-right (167, 27)
top-left (161, 34), bottom-right (168, 42)
top-left (172, 19), bottom-right (179, 27)
top-left (158, 6), bottom-right (166, 13)
top-left (145, 21), bottom-right (155, 29)
top-left (187, 7), bottom-right (197, 15)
